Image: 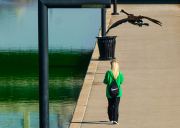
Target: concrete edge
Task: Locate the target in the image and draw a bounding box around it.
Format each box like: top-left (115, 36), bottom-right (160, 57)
top-left (69, 7), bottom-right (112, 128)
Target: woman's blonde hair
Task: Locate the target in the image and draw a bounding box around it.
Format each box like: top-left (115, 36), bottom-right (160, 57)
top-left (110, 59), bottom-right (119, 79)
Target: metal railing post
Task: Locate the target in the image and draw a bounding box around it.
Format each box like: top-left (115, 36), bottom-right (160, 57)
top-left (101, 8), bottom-right (106, 37)
top-left (112, 0), bottom-right (119, 15)
top-left (38, 0), bottom-right (49, 128)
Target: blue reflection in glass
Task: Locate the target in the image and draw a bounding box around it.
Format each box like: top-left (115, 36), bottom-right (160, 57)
top-left (0, 0), bottom-right (101, 50)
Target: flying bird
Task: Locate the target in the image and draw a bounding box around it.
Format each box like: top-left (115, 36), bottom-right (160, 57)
top-left (106, 9), bottom-right (162, 33)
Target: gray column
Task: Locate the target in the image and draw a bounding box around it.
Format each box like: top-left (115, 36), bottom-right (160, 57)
top-left (38, 0), bottom-right (49, 128)
top-left (112, 0), bottom-right (119, 15)
top-left (101, 8), bottom-right (106, 37)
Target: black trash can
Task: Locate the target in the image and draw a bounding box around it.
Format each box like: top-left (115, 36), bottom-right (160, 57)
top-left (97, 36), bottom-right (116, 60)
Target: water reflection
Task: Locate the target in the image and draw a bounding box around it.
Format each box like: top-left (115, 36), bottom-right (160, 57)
top-left (0, 68), bottom-right (81, 128)
top-left (0, 103), bottom-right (75, 128)
top-left (0, 0), bottom-right (101, 50)
top-left (0, 0), bottom-right (100, 127)
top-left (0, 51), bottom-right (91, 128)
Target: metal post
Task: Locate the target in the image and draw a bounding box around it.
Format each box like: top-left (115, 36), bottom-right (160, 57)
top-left (101, 8), bottom-right (106, 37)
top-left (38, 0), bottom-right (49, 128)
top-left (112, 0), bottom-right (119, 15)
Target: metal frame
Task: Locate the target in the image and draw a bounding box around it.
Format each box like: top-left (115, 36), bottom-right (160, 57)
top-left (38, 0), bottom-right (110, 128)
top-left (41, 0), bottom-right (111, 8)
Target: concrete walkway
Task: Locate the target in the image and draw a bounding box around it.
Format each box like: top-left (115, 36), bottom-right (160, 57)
top-left (70, 4), bottom-right (180, 128)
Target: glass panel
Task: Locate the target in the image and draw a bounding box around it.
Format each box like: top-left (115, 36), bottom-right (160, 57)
top-left (0, 0), bottom-right (101, 128)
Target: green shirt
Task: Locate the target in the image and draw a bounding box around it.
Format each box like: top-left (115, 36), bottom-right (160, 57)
top-left (103, 70), bottom-right (124, 98)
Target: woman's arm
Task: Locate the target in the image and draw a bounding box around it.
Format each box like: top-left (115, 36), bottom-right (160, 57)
top-left (103, 71), bottom-right (109, 85)
top-left (120, 72), bottom-right (124, 84)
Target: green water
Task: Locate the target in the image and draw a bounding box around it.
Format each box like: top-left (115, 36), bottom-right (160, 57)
top-left (0, 50), bottom-right (92, 128)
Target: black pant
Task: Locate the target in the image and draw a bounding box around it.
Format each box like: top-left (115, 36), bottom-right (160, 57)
top-left (107, 97), bottom-right (120, 122)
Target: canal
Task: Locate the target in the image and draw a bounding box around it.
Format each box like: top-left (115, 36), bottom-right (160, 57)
top-left (0, 0), bottom-right (101, 128)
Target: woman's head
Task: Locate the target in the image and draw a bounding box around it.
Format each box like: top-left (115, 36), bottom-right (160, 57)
top-left (111, 59), bottom-right (119, 68)
top-left (110, 59), bottom-right (119, 79)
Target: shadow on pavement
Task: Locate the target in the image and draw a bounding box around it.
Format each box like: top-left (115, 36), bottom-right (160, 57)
top-left (71, 120), bottom-right (112, 125)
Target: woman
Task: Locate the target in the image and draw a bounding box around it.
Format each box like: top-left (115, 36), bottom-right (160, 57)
top-left (103, 59), bottom-right (124, 125)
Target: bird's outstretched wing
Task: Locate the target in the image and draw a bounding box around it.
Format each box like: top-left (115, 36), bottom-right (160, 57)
top-left (140, 16), bottom-right (162, 26)
top-left (106, 18), bottom-right (128, 33)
